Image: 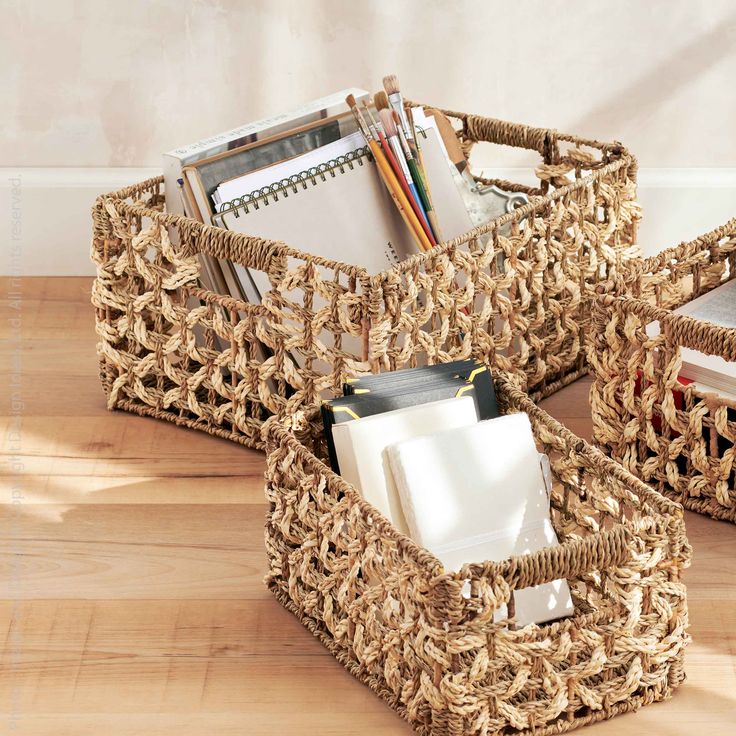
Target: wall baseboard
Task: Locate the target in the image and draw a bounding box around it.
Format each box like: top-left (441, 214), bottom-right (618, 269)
top-left (1, 168), bottom-right (158, 277)
top-left (1, 166), bottom-right (734, 276)
top-left (629, 168), bottom-right (736, 254)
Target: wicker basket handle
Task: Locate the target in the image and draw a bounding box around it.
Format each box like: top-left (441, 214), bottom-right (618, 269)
top-left (456, 524), bottom-right (633, 591)
top-left (101, 193), bottom-right (291, 277)
top-left (425, 526), bottom-right (635, 627)
top-left (418, 104), bottom-right (558, 160)
top-left (178, 220), bottom-right (290, 278)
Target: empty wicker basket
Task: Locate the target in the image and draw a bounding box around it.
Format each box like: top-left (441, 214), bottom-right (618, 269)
top-left (262, 373), bottom-right (690, 736)
top-left (589, 218), bottom-right (736, 522)
top-left (91, 106), bottom-right (640, 450)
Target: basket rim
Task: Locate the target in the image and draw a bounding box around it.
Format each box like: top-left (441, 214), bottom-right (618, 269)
top-left (592, 216), bottom-right (736, 362)
top-left (595, 290), bottom-right (736, 363)
top-left (94, 107), bottom-right (637, 283)
top-left (622, 215), bottom-right (736, 281)
top-left (370, 157), bottom-right (631, 283)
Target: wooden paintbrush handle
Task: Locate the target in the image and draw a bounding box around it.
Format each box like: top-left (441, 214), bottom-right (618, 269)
top-left (407, 158), bottom-right (431, 213)
top-left (369, 140), bottom-right (433, 252)
top-left (378, 133), bottom-right (435, 246)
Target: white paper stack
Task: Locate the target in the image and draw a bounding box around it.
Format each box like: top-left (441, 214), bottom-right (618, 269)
top-left (386, 413), bottom-right (573, 626)
top-left (331, 396), bottom-right (478, 536)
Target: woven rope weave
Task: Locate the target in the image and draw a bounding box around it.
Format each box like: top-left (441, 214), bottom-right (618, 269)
top-left (91, 107), bottom-right (640, 450)
top-left (263, 373), bottom-right (690, 736)
top-left (589, 218), bottom-right (736, 522)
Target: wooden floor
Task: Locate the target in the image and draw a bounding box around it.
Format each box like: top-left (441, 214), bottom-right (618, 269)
top-left (1, 277), bottom-right (734, 735)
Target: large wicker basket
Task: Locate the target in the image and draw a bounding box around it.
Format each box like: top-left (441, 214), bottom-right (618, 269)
top-left (262, 373), bottom-right (690, 736)
top-left (589, 218), bottom-right (736, 522)
top-left (91, 106), bottom-right (640, 450)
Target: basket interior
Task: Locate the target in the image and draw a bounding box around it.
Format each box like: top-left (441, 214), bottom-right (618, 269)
top-left (266, 377), bottom-right (686, 627)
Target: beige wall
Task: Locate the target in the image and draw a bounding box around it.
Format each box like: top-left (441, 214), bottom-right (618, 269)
top-left (2, 0), bottom-right (736, 275)
top-left (3, 0), bottom-right (736, 169)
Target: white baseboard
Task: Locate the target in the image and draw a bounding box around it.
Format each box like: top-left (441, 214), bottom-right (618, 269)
top-left (631, 169), bottom-right (736, 256)
top-left (1, 168), bottom-right (158, 277)
top-left (1, 166), bottom-right (734, 276)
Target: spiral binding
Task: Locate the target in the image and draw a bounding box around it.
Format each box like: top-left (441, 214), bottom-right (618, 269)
top-left (220, 146), bottom-right (372, 217)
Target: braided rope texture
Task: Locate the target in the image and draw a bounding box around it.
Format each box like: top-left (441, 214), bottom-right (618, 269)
top-left (262, 374), bottom-right (690, 736)
top-left (589, 218), bottom-right (736, 522)
top-left (90, 109), bottom-right (641, 450)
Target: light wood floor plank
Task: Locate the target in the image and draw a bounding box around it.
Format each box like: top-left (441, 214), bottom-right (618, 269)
top-left (0, 276), bottom-right (734, 734)
top-left (0, 415), bottom-right (262, 482)
top-left (0, 504), bottom-right (267, 599)
top-left (0, 474), bottom-right (260, 505)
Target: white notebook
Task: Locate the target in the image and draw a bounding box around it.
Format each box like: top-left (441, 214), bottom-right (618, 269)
top-left (212, 126), bottom-right (474, 295)
top-left (331, 396), bottom-right (478, 535)
top-left (214, 131), bottom-right (364, 212)
top-left (210, 126), bottom-right (474, 369)
top-left (386, 412), bottom-right (573, 626)
top-left (212, 131), bottom-right (416, 287)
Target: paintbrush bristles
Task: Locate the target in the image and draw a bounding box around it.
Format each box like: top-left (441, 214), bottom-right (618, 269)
top-left (346, 94), bottom-right (373, 140)
top-left (378, 108), bottom-right (398, 138)
top-left (361, 100), bottom-right (380, 131)
top-left (383, 74), bottom-right (400, 95)
top-left (374, 90), bottom-right (390, 111)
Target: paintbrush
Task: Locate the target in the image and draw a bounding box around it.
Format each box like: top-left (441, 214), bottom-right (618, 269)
top-left (377, 92), bottom-right (440, 243)
top-left (345, 94), bottom-right (432, 252)
top-left (376, 93), bottom-right (430, 209)
top-left (383, 74), bottom-right (414, 149)
top-left (392, 110), bottom-right (434, 240)
top-left (361, 100), bottom-right (412, 198)
top-left (383, 75), bottom-right (444, 237)
top-left (406, 104), bottom-right (444, 243)
top-left (362, 100), bottom-right (435, 246)
top-left (378, 106), bottom-right (433, 238)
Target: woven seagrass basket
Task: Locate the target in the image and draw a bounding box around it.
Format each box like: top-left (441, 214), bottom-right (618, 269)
top-left (589, 218), bottom-right (736, 522)
top-left (91, 106), bottom-right (640, 450)
top-left (263, 373), bottom-right (690, 736)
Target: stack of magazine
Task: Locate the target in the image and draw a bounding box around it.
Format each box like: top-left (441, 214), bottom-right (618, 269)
top-left (164, 88), bottom-right (369, 314)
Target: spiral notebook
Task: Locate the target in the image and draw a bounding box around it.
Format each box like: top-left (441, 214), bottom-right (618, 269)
top-left (209, 125), bottom-right (474, 369)
top-left (211, 125), bottom-right (474, 302)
